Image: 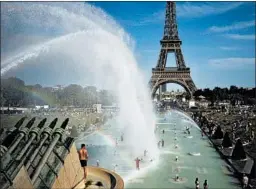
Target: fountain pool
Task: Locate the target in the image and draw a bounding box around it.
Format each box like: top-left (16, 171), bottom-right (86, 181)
top-left (76, 110), bottom-right (241, 189)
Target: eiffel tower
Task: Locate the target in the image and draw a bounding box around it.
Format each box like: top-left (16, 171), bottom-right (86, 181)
top-left (149, 1), bottom-right (197, 99)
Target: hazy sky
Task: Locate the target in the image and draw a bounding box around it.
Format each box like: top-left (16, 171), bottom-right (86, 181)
top-left (1, 2), bottom-right (255, 90)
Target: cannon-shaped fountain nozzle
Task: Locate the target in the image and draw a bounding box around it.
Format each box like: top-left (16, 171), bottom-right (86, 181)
top-left (7, 117), bottom-right (36, 154)
top-left (38, 118), bottom-right (47, 129)
top-left (41, 118), bottom-right (58, 137)
top-left (61, 118), bottom-right (69, 129)
top-left (49, 118), bottom-right (58, 129)
top-left (25, 117), bottom-right (36, 129)
top-left (14, 117), bottom-right (27, 129)
top-left (51, 118), bottom-right (69, 143)
top-left (6, 117), bottom-right (27, 135)
top-left (16, 118), bottom-right (47, 160)
top-left (29, 118), bottom-right (47, 141)
top-left (25, 118), bottom-right (58, 169)
top-left (31, 118), bottom-right (69, 184)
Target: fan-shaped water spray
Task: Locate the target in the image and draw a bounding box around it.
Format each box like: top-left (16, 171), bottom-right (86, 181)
top-left (1, 2), bottom-right (159, 159)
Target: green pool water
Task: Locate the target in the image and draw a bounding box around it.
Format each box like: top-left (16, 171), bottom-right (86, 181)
top-left (76, 110), bottom-right (241, 189)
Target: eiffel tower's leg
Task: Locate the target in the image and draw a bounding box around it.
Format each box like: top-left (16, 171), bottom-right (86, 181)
top-left (185, 79), bottom-right (197, 96)
top-left (175, 49), bottom-right (186, 69)
top-left (157, 49), bottom-right (168, 68)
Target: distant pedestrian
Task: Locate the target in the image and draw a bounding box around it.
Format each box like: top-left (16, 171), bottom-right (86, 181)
top-left (175, 174), bottom-right (179, 181)
top-left (163, 129), bottom-right (165, 134)
top-left (161, 139), bottom-right (165, 147)
top-left (144, 150), bottom-right (147, 157)
top-left (158, 141), bottom-right (161, 148)
top-left (96, 160), bottom-right (100, 167)
top-left (195, 178), bottom-right (199, 189)
top-left (135, 157), bottom-right (141, 170)
top-left (203, 180), bottom-right (208, 189)
top-left (175, 156), bottom-right (178, 162)
top-left (242, 174), bottom-right (248, 189)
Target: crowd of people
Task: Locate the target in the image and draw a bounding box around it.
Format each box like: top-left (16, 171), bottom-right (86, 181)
top-left (193, 111), bottom-right (255, 189)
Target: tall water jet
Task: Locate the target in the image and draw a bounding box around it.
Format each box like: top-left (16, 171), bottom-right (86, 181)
top-left (1, 2), bottom-right (159, 159)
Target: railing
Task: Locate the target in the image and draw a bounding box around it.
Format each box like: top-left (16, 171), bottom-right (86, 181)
top-left (152, 67), bottom-right (190, 72)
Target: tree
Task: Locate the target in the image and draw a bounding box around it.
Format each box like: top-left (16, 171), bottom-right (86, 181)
top-left (61, 84), bottom-right (84, 107)
top-left (84, 86), bottom-right (98, 107)
top-left (1, 77), bottom-right (26, 106)
top-left (222, 132), bottom-right (233, 148)
top-left (231, 139), bottom-right (246, 160)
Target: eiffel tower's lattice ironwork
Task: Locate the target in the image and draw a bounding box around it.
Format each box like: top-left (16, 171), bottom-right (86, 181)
top-left (149, 1), bottom-right (197, 98)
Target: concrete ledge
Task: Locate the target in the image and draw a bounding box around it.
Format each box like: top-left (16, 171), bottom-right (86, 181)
top-left (74, 166), bottom-right (124, 189)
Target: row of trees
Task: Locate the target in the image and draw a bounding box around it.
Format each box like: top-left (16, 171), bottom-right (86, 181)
top-left (194, 86), bottom-right (256, 105)
top-left (1, 77), bottom-right (116, 107)
top-left (1, 77), bottom-right (255, 107)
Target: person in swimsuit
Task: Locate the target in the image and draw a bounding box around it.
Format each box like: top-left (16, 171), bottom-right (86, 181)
top-left (135, 157), bottom-right (141, 170)
top-left (78, 144), bottom-right (89, 182)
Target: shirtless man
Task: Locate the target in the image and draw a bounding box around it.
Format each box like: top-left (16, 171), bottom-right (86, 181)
top-left (78, 144), bottom-right (89, 182)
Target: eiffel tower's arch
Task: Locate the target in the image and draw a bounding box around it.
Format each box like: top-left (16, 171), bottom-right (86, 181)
top-left (151, 79), bottom-right (193, 99)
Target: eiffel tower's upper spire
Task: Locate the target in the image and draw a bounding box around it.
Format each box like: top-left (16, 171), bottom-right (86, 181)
top-left (162, 1), bottom-right (180, 41)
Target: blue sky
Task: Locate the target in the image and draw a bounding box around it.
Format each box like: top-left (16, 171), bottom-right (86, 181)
top-left (91, 1), bottom-right (255, 90)
top-left (1, 2), bottom-right (255, 90)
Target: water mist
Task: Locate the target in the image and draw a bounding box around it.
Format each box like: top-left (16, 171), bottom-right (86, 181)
top-left (1, 2), bottom-right (159, 159)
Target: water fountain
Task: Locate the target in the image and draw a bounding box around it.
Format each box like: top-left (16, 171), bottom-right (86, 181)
top-left (1, 1), bottom-right (159, 182)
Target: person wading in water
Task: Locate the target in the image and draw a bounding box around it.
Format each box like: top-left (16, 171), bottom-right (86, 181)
top-left (78, 144), bottom-right (89, 183)
top-left (135, 157), bottom-right (141, 170)
top-left (195, 177), bottom-right (199, 189)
